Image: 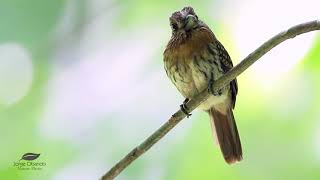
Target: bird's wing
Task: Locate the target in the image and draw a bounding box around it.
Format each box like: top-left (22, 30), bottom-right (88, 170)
top-left (215, 40), bottom-right (238, 109)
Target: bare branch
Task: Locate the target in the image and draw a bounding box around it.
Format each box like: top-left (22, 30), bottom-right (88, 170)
top-left (101, 20), bottom-right (320, 180)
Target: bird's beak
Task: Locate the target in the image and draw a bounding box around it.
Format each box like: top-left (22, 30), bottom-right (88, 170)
top-left (184, 14), bottom-right (197, 31)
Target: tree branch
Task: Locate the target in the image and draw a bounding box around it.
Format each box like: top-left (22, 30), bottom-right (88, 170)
top-left (101, 20), bottom-right (320, 180)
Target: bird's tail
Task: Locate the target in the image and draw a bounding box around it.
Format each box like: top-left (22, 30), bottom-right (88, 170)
top-left (208, 106), bottom-right (242, 164)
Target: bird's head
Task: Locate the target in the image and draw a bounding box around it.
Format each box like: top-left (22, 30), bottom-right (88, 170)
top-left (169, 6), bottom-right (205, 35)
top-left (164, 6), bottom-right (215, 57)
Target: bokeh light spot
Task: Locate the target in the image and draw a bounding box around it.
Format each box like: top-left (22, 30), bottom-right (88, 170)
top-left (0, 43), bottom-right (33, 106)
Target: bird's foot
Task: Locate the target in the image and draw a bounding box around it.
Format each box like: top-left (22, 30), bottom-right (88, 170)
top-left (208, 78), bottom-right (222, 96)
top-left (180, 98), bottom-right (192, 118)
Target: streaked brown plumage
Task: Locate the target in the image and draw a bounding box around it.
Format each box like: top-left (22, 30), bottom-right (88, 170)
top-left (163, 6), bottom-right (242, 164)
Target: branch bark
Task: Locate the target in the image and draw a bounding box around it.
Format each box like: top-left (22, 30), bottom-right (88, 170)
top-left (101, 20), bottom-right (320, 180)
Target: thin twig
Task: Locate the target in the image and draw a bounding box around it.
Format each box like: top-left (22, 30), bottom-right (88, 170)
top-left (101, 20), bottom-right (320, 180)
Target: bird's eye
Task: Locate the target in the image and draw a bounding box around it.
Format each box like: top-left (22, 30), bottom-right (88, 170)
top-left (171, 23), bottom-right (178, 31)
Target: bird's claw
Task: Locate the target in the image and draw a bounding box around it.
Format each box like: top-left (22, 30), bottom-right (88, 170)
top-left (180, 98), bottom-right (192, 118)
top-left (208, 79), bottom-right (222, 96)
top-left (211, 89), bottom-right (222, 96)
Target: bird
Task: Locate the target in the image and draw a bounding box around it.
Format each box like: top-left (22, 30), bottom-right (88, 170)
top-left (163, 6), bottom-right (242, 164)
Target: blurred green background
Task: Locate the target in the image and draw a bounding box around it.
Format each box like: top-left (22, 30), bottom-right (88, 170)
top-left (0, 0), bottom-right (320, 179)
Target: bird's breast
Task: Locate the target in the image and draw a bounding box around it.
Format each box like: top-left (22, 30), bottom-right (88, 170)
top-left (165, 56), bottom-right (224, 94)
top-left (164, 50), bottom-right (228, 110)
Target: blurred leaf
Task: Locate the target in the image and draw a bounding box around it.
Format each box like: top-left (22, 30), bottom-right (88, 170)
top-left (0, 0), bottom-right (66, 49)
top-left (302, 34), bottom-right (320, 71)
top-left (114, 0), bottom-right (215, 29)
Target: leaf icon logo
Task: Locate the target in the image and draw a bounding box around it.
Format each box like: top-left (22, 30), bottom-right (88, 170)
top-left (20, 153), bottom-right (40, 161)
